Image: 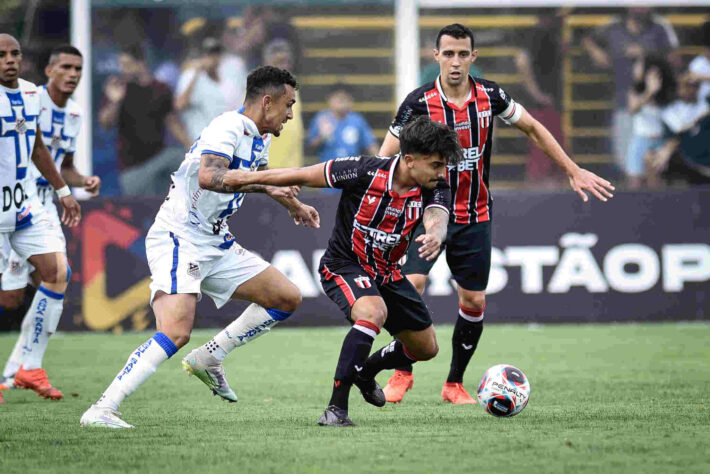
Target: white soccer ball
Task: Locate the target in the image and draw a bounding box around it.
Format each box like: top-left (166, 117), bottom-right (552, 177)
top-left (477, 364), bottom-right (530, 417)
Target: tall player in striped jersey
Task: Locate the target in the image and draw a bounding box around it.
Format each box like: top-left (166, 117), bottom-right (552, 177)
top-left (0, 45), bottom-right (101, 396)
top-left (224, 116), bottom-right (462, 426)
top-left (80, 66), bottom-right (319, 428)
top-left (0, 34), bottom-right (82, 405)
top-left (379, 24), bottom-right (615, 404)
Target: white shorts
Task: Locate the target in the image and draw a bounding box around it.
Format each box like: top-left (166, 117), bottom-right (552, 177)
top-left (146, 224), bottom-right (270, 309)
top-left (0, 212), bottom-right (66, 289)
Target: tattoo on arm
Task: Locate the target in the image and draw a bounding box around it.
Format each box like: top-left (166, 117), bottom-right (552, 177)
top-left (423, 207), bottom-right (449, 242)
top-left (200, 154), bottom-right (272, 193)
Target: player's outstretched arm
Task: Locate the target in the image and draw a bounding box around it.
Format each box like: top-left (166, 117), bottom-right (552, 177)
top-left (415, 207), bottom-right (448, 261)
top-left (61, 153), bottom-right (101, 197)
top-left (31, 127), bottom-right (81, 226)
top-left (513, 109), bottom-right (615, 202)
top-left (198, 154), bottom-right (280, 193)
top-left (223, 163), bottom-right (329, 189)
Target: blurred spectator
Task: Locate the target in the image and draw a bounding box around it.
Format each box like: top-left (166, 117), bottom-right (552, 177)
top-left (307, 86), bottom-right (378, 165)
top-left (261, 38), bottom-right (304, 168)
top-left (688, 21), bottom-right (710, 103)
top-left (516, 12), bottom-right (566, 188)
top-left (98, 45), bottom-right (192, 196)
top-left (583, 8), bottom-right (678, 170)
top-left (217, 26), bottom-right (248, 111)
top-left (646, 74), bottom-right (710, 185)
top-left (626, 55), bottom-right (676, 189)
top-left (174, 37), bottom-right (230, 141)
top-left (226, 6), bottom-right (301, 72)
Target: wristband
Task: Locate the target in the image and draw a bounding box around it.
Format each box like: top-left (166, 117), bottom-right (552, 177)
top-left (55, 186), bottom-right (71, 198)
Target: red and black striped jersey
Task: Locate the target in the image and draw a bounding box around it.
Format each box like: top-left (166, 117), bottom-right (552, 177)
top-left (321, 155), bottom-right (451, 284)
top-left (389, 75), bottom-right (521, 224)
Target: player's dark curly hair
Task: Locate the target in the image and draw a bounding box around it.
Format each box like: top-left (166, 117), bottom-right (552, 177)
top-left (399, 116), bottom-right (463, 166)
top-left (436, 23), bottom-right (475, 50)
top-left (245, 66), bottom-right (299, 101)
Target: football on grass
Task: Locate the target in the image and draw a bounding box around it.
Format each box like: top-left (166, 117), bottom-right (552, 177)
top-left (477, 364), bottom-right (530, 417)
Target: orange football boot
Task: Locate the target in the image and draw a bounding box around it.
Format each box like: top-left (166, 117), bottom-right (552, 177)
top-left (382, 370), bottom-right (414, 403)
top-left (0, 386), bottom-right (6, 404)
top-left (441, 382), bottom-right (477, 404)
top-left (14, 366), bottom-right (64, 400)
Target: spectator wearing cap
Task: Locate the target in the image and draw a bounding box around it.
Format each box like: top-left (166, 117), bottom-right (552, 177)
top-left (262, 38), bottom-right (304, 168)
top-left (175, 37), bottom-right (231, 141)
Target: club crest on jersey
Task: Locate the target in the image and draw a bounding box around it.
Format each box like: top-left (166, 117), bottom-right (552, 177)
top-left (406, 200), bottom-right (422, 220)
top-left (478, 109), bottom-right (492, 128)
top-left (354, 275), bottom-right (371, 289)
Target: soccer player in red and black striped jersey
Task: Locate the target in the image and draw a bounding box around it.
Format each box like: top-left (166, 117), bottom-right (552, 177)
top-left (378, 24), bottom-right (615, 404)
top-left (224, 116), bottom-right (462, 426)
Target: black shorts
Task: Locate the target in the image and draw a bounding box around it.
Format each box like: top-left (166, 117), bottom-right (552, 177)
top-left (402, 220), bottom-right (492, 291)
top-left (319, 261), bottom-right (432, 336)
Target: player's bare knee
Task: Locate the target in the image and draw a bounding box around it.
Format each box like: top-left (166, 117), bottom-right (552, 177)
top-left (279, 286), bottom-right (302, 313)
top-left (460, 293), bottom-right (485, 312)
top-left (351, 299), bottom-right (387, 328)
top-left (166, 330), bottom-right (190, 348)
top-left (0, 289), bottom-right (25, 310)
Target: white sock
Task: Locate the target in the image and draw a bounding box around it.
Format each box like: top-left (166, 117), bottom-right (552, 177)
top-left (206, 304), bottom-right (293, 362)
top-left (2, 311), bottom-right (30, 379)
top-left (96, 332), bottom-right (178, 410)
top-left (19, 286), bottom-right (64, 370)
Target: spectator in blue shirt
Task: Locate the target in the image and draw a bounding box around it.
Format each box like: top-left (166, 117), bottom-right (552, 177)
top-left (307, 86), bottom-right (378, 165)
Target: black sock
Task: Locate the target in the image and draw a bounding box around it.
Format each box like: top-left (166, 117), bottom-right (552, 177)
top-left (362, 340), bottom-right (415, 379)
top-left (328, 322), bottom-right (377, 410)
top-left (447, 316), bottom-right (483, 383)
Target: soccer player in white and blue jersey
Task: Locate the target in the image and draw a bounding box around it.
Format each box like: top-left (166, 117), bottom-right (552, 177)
top-left (81, 66), bottom-right (320, 428)
top-left (0, 34), bottom-right (82, 405)
top-left (0, 45), bottom-right (101, 398)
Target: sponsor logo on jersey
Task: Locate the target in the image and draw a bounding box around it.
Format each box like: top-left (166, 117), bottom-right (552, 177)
top-left (354, 275), bottom-right (372, 289)
top-left (385, 205), bottom-right (402, 218)
top-left (187, 262), bottom-right (201, 279)
top-left (448, 146), bottom-right (484, 171)
top-left (454, 121), bottom-right (471, 132)
top-left (2, 183), bottom-right (27, 211)
top-left (353, 221), bottom-right (402, 250)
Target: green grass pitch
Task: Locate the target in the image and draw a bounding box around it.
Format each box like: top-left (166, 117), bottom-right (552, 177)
top-left (1, 323), bottom-right (709, 473)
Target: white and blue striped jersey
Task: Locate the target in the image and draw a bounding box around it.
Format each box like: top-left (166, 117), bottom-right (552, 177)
top-left (33, 86), bottom-right (81, 209)
top-left (0, 79), bottom-right (43, 232)
top-left (155, 110), bottom-right (271, 247)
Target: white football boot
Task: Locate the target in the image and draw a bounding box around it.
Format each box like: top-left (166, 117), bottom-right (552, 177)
top-left (80, 404), bottom-right (134, 429)
top-left (181, 348), bottom-right (238, 402)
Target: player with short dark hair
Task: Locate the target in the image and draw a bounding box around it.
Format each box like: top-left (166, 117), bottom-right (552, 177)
top-left (223, 115), bottom-right (462, 426)
top-left (80, 66), bottom-right (319, 428)
top-left (0, 43), bottom-right (100, 400)
top-left (378, 24), bottom-right (615, 404)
